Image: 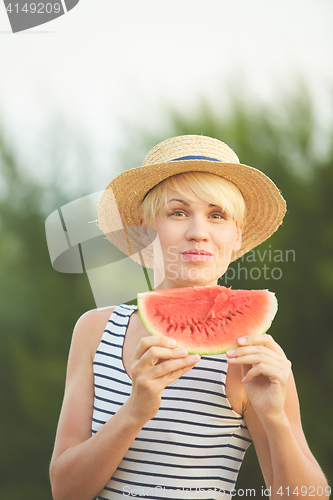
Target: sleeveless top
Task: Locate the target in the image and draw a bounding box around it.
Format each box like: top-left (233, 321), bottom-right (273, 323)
top-left (92, 304), bottom-right (252, 500)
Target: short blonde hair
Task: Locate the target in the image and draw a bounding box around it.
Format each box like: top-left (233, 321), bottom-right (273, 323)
top-left (140, 172), bottom-right (246, 227)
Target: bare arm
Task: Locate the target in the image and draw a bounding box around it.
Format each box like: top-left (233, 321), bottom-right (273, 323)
top-left (227, 335), bottom-right (329, 500)
top-left (49, 309), bottom-right (200, 500)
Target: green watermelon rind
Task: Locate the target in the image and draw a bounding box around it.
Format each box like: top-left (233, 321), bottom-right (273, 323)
top-left (137, 289), bottom-right (278, 356)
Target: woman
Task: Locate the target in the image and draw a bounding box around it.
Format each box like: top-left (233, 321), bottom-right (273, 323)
top-left (49, 135), bottom-right (328, 500)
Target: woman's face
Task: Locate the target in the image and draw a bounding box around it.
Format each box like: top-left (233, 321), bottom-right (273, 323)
top-left (148, 184), bottom-right (242, 290)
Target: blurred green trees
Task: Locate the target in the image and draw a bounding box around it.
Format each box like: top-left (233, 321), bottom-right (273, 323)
top-left (0, 127), bottom-right (96, 498)
top-left (0, 87), bottom-right (332, 499)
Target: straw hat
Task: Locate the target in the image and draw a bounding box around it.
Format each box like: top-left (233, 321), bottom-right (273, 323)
top-left (98, 135), bottom-right (286, 268)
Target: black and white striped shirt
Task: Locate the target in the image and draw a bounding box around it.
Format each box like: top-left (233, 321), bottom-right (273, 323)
top-left (92, 304), bottom-right (252, 500)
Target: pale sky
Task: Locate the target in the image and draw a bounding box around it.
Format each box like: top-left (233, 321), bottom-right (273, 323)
top-left (0, 0), bottom-right (332, 189)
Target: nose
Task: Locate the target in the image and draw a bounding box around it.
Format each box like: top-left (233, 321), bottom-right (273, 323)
top-left (185, 216), bottom-right (211, 242)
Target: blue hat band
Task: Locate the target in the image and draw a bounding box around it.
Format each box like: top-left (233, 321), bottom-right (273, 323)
top-left (171, 155), bottom-right (220, 162)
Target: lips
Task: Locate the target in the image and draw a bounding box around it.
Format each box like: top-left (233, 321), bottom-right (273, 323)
top-left (181, 250), bottom-right (213, 262)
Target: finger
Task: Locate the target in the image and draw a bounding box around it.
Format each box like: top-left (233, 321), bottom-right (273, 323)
top-left (236, 334), bottom-right (286, 356)
top-left (152, 354), bottom-right (201, 380)
top-left (133, 335), bottom-right (177, 362)
top-left (153, 355), bottom-right (201, 388)
top-left (141, 345), bottom-right (190, 367)
top-left (242, 361), bottom-right (291, 384)
top-left (226, 345), bottom-right (283, 362)
top-left (226, 351), bottom-right (287, 370)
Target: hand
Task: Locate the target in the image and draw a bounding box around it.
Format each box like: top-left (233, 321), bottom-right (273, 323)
top-left (127, 336), bottom-right (201, 424)
top-left (226, 334), bottom-right (292, 423)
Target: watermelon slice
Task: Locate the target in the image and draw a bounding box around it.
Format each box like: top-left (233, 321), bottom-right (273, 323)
top-left (137, 286), bottom-right (278, 355)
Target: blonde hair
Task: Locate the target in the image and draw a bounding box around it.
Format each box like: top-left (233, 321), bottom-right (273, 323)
top-left (140, 172), bottom-right (246, 227)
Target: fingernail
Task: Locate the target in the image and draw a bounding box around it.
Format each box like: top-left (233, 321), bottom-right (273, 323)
top-left (168, 339), bottom-right (177, 347)
top-left (177, 348), bottom-right (188, 356)
top-left (238, 337), bottom-right (247, 344)
top-left (188, 354), bottom-right (201, 362)
top-left (226, 349), bottom-right (235, 356)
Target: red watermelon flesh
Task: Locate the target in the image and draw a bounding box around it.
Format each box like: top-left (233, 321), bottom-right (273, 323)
top-left (137, 286), bottom-right (278, 355)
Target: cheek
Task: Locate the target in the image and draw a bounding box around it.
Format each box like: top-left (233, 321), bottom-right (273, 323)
top-left (214, 228), bottom-right (240, 260)
top-left (232, 226), bottom-right (242, 252)
top-left (227, 225), bottom-right (241, 245)
top-left (156, 220), bottom-right (182, 244)
top-left (154, 226), bottom-right (179, 260)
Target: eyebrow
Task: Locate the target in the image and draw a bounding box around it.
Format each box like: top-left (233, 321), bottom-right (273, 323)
top-left (167, 198), bottom-right (219, 208)
top-left (167, 198), bottom-right (190, 206)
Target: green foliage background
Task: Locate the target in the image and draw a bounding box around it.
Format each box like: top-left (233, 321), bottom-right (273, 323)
top-left (0, 88), bottom-right (332, 498)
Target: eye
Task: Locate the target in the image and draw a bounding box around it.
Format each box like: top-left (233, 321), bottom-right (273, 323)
top-left (170, 210), bottom-right (187, 217)
top-left (210, 212), bottom-right (226, 219)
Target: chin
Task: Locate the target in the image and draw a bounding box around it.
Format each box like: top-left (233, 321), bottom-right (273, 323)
top-left (167, 269), bottom-right (217, 289)
top-left (163, 261), bottom-right (229, 289)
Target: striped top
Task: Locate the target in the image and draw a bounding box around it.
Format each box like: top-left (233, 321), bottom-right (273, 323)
top-left (92, 304), bottom-right (252, 500)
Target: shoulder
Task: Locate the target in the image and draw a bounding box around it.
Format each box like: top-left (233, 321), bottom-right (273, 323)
top-left (70, 306), bottom-right (117, 364)
top-left (74, 306), bottom-right (116, 335)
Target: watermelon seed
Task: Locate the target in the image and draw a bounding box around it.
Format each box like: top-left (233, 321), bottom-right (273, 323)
top-left (227, 316), bottom-right (232, 321)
